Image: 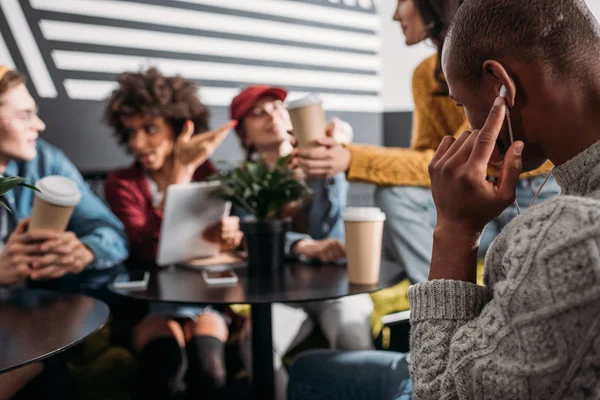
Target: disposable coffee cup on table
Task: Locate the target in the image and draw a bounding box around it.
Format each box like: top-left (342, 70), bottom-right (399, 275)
top-left (29, 176), bottom-right (82, 232)
top-left (287, 93), bottom-right (327, 148)
top-left (343, 207), bottom-right (386, 285)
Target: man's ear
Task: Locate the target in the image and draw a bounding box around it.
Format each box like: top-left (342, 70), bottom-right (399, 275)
top-left (483, 60), bottom-right (516, 108)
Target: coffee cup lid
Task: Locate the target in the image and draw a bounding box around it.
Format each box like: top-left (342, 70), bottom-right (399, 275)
top-left (286, 93), bottom-right (322, 110)
top-left (343, 207), bottom-right (386, 222)
top-left (35, 176), bottom-right (82, 207)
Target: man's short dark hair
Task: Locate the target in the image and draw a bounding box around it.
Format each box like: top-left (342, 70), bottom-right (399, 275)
top-left (446, 0), bottom-right (600, 85)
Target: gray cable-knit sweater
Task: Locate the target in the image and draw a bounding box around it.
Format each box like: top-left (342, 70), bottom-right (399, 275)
top-left (408, 140), bottom-right (600, 399)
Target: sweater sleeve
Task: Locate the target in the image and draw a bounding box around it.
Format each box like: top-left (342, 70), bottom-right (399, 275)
top-left (345, 143), bottom-right (435, 186)
top-left (407, 198), bottom-right (600, 398)
top-left (407, 280), bottom-right (493, 399)
top-left (345, 55), bottom-right (470, 187)
top-left (104, 174), bottom-right (162, 264)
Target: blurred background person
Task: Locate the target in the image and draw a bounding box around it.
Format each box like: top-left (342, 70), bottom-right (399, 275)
top-left (104, 68), bottom-right (242, 400)
top-left (230, 85), bottom-right (374, 400)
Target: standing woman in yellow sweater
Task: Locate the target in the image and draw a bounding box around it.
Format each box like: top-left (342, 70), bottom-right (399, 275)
top-left (295, 0), bottom-right (558, 283)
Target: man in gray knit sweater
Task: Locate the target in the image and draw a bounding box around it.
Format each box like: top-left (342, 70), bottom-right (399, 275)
top-left (410, 0), bottom-right (600, 398)
top-left (289, 0), bottom-right (600, 399)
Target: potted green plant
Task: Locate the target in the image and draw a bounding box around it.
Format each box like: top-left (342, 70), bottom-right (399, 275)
top-left (0, 176), bottom-right (37, 211)
top-left (215, 155), bottom-right (310, 276)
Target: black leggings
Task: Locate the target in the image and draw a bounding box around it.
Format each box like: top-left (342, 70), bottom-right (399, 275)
top-left (138, 335), bottom-right (227, 400)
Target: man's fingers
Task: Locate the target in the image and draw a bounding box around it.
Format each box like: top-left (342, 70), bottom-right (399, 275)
top-left (469, 97), bottom-right (506, 165)
top-left (30, 266), bottom-right (62, 280)
top-left (24, 229), bottom-right (61, 242)
top-left (441, 130), bottom-right (474, 166)
top-left (31, 253), bottom-right (61, 269)
top-left (39, 237), bottom-right (69, 253)
top-left (430, 135), bottom-right (456, 165)
top-left (497, 141), bottom-right (524, 201)
top-left (9, 242), bottom-right (43, 255)
top-left (14, 219), bottom-right (30, 234)
top-left (47, 241), bottom-right (78, 256)
top-left (335, 242), bottom-right (346, 258)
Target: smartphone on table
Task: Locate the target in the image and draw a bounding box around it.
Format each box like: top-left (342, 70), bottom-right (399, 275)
top-left (202, 269), bottom-right (238, 286)
top-left (112, 271), bottom-right (150, 290)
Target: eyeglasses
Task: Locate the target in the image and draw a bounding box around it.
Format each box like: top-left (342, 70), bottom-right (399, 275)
top-left (247, 101), bottom-right (285, 119)
top-left (0, 106), bottom-right (40, 125)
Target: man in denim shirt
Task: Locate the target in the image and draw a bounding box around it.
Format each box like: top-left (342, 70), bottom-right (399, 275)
top-left (0, 66), bottom-right (128, 290)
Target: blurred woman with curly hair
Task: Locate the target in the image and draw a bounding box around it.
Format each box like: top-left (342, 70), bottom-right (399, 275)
top-left (104, 68), bottom-right (241, 399)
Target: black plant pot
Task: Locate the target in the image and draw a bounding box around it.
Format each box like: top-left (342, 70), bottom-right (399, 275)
top-left (241, 218), bottom-right (291, 278)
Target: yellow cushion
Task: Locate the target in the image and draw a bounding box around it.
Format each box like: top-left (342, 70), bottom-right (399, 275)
top-left (369, 280), bottom-right (411, 339)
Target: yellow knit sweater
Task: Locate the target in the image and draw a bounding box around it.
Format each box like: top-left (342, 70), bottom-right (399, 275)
top-left (347, 55), bottom-right (552, 187)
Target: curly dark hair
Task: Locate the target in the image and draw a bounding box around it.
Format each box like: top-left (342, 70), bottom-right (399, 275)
top-left (414, 0), bottom-right (463, 96)
top-left (104, 68), bottom-right (210, 146)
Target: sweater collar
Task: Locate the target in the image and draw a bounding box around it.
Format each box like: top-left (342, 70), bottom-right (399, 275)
top-left (553, 140), bottom-right (600, 196)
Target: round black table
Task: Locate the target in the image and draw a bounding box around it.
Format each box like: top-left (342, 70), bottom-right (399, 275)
top-left (0, 288), bottom-right (110, 374)
top-left (110, 260), bottom-right (405, 400)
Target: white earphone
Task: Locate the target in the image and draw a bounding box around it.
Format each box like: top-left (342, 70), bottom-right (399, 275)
top-left (498, 83), bottom-right (555, 215)
top-left (500, 85), bottom-right (507, 97)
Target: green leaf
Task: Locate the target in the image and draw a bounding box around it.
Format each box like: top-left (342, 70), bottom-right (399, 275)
top-left (0, 177), bottom-right (26, 196)
top-left (0, 200), bottom-right (11, 213)
top-left (276, 154), bottom-right (292, 168)
top-left (0, 177), bottom-right (39, 196)
top-left (213, 153), bottom-right (310, 221)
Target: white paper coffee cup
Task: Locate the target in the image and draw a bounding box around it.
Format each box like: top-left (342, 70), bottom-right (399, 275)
top-left (29, 176), bottom-right (82, 232)
top-left (343, 207), bottom-right (386, 285)
top-left (287, 93), bottom-right (327, 148)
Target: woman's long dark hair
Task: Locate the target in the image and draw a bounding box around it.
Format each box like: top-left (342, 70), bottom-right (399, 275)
top-left (413, 0), bottom-right (463, 95)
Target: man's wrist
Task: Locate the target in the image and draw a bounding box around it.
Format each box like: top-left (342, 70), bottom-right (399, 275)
top-left (429, 220), bottom-right (481, 282)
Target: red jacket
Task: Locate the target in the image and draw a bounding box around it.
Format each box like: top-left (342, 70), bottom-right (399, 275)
top-left (104, 161), bottom-right (217, 264)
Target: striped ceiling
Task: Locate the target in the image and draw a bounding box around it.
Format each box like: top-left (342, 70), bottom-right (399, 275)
top-left (0, 0), bottom-right (382, 112)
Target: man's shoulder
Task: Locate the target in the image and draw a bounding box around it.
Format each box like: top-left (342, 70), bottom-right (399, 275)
top-left (508, 195), bottom-right (600, 238)
top-left (486, 195), bottom-right (600, 296)
top-left (493, 195), bottom-right (600, 264)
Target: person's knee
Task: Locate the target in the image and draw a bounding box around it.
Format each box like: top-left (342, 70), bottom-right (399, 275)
top-left (132, 316), bottom-right (185, 353)
top-left (183, 312), bottom-right (229, 343)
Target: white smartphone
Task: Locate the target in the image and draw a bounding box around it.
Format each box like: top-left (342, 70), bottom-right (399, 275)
top-left (112, 271), bottom-right (150, 290)
top-left (202, 269), bottom-right (238, 286)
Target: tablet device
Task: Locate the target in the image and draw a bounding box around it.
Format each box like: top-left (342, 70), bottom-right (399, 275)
top-left (156, 181), bottom-right (230, 266)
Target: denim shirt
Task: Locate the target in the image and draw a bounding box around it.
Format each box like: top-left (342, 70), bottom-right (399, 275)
top-left (3, 140), bottom-right (129, 273)
top-left (234, 172), bottom-right (349, 257)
